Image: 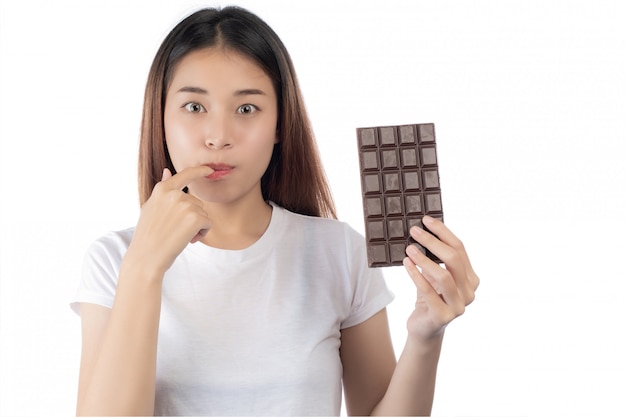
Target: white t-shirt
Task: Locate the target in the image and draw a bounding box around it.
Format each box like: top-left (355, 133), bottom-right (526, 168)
top-left (71, 202), bottom-right (394, 416)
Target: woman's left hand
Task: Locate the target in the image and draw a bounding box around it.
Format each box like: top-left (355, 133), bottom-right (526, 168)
top-left (403, 215), bottom-right (480, 343)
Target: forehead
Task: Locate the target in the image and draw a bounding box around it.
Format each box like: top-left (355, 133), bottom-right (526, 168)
top-left (169, 47), bottom-right (272, 89)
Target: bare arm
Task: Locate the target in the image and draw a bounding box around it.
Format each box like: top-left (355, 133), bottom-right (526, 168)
top-left (340, 309), bottom-right (442, 416)
top-left (76, 166), bottom-right (213, 416)
top-left (343, 216), bottom-right (479, 416)
top-left (76, 266), bottom-right (163, 415)
top-left (370, 334), bottom-right (443, 416)
top-left (340, 309), bottom-right (396, 416)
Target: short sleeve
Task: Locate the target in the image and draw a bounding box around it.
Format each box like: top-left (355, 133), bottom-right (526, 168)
top-left (69, 228), bottom-right (133, 315)
top-left (340, 224), bottom-right (395, 329)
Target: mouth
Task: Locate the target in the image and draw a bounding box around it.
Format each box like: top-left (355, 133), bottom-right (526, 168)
top-left (204, 163), bottom-right (234, 180)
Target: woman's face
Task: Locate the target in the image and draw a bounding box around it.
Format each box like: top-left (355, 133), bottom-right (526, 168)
top-left (163, 47), bottom-right (278, 204)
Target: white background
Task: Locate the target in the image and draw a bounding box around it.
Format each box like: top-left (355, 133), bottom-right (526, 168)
top-left (1, 0), bottom-right (625, 416)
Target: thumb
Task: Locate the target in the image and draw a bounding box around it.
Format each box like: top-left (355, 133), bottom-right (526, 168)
top-left (161, 168), bottom-right (173, 181)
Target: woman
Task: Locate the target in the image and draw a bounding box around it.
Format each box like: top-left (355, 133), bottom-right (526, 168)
top-left (72, 6), bottom-right (479, 415)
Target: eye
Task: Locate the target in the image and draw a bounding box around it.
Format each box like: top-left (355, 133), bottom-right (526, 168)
top-left (183, 102), bottom-right (206, 113)
top-left (237, 104), bottom-right (258, 115)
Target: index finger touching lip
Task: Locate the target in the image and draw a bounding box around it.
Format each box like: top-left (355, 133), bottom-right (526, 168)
top-left (165, 165), bottom-right (215, 190)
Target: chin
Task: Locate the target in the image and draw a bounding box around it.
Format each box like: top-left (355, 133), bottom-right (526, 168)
top-left (188, 179), bottom-right (263, 206)
top-left (188, 186), bottom-right (242, 206)
top-left (191, 191), bottom-right (233, 204)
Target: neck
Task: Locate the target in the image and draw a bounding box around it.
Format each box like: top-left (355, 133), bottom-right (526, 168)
top-left (198, 194), bottom-right (273, 250)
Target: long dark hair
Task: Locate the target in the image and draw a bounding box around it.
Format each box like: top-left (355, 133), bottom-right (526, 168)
top-left (138, 6), bottom-right (336, 219)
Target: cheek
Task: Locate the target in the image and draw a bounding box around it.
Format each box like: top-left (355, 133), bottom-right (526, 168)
top-left (242, 113), bottom-right (277, 148)
top-left (164, 115), bottom-right (197, 167)
top-left (241, 125), bottom-right (277, 159)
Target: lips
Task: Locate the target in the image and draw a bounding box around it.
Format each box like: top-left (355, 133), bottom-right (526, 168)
top-left (207, 163), bottom-right (233, 170)
top-left (204, 163), bottom-right (233, 180)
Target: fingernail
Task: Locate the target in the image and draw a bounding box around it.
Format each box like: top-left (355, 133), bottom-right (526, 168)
top-left (406, 245), bottom-right (419, 256)
top-left (423, 215), bottom-right (434, 226)
top-left (410, 226), bottom-right (423, 238)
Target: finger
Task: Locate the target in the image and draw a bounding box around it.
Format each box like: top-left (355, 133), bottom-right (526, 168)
top-left (420, 215), bottom-right (479, 286)
top-left (405, 256), bottom-right (466, 323)
top-left (406, 245), bottom-right (464, 308)
top-left (190, 227), bottom-right (209, 244)
top-left (410, 222), bottom-right (478, 305)
top-left (405, 243), bottom-right (439, 282)
top-left (409, 225), bottom-right (454, 264)
top-left (163, 165), bottom-right (215, 191)
top-left (162, 168), bottom-right (173, 181)
top-left (410, 221), bottom-right (471, 272)
top-left (421, 215), bottom-right (465, 255)
top-left (403, 257), bottom-right (449, 312)
top-left (179, 203), bottom-right (212, 241)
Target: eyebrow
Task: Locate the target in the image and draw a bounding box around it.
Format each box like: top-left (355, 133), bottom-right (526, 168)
top-left (177, 86), bottom-right (208, 94)
top-left (235, 88), bottom-right (266, 96)
top-left (176, 86), bottom-right (267, 96)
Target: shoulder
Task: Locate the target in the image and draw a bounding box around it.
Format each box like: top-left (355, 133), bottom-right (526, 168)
top-left (88, 227), bottom-right (134, 250)
top-left (275, 205), bottom-right (368, 264)
top-left (73, 227), bottom-right (136, 313)
top-left (84, 227), bottom-right (135, 264)
top-left (279, 205), bottom-right (363, 244)
top-left (82, 227), bottom-right (136, 278)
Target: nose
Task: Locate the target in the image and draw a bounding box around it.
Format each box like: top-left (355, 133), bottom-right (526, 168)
top-left (205, 136), bottom-right (232, 150)
top-left (204, 117), bottom-right (232, 150)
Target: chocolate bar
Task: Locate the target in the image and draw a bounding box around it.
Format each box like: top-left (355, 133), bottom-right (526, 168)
top-left (356, 123), bottom-right (443, 267)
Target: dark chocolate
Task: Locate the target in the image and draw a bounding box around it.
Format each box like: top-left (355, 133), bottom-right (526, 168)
top-left (356, 123), bottom-right (444, 267)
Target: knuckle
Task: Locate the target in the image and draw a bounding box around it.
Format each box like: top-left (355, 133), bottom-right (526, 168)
top-left (435, 272), bottom-right (454, 294)
top-left (446, 249), bottom-right (463, 266)
top-left (452, 237), bottom-right (465, 251)
top-left (438, 268), bottom-right (454, 283)
top-left (466, 292), bottom-right (476, 306)
top-left (452, 303), bottom-right (465, 317)
top-left (440, 312), bottom-right (456, 326)
top-left (152, 181), bottom-right (165, 195)
top-left (473, 274), bottom-right (481, 289)
top-left (182, 210), bottom-right (200, 227)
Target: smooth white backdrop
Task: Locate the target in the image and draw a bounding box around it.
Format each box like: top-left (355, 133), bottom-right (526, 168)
top-left (1, 1), bottom-right (625, 416)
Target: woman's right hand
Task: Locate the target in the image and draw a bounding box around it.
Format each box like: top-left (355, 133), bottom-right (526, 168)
top-left (124, 165), bottom-right (214, 278)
